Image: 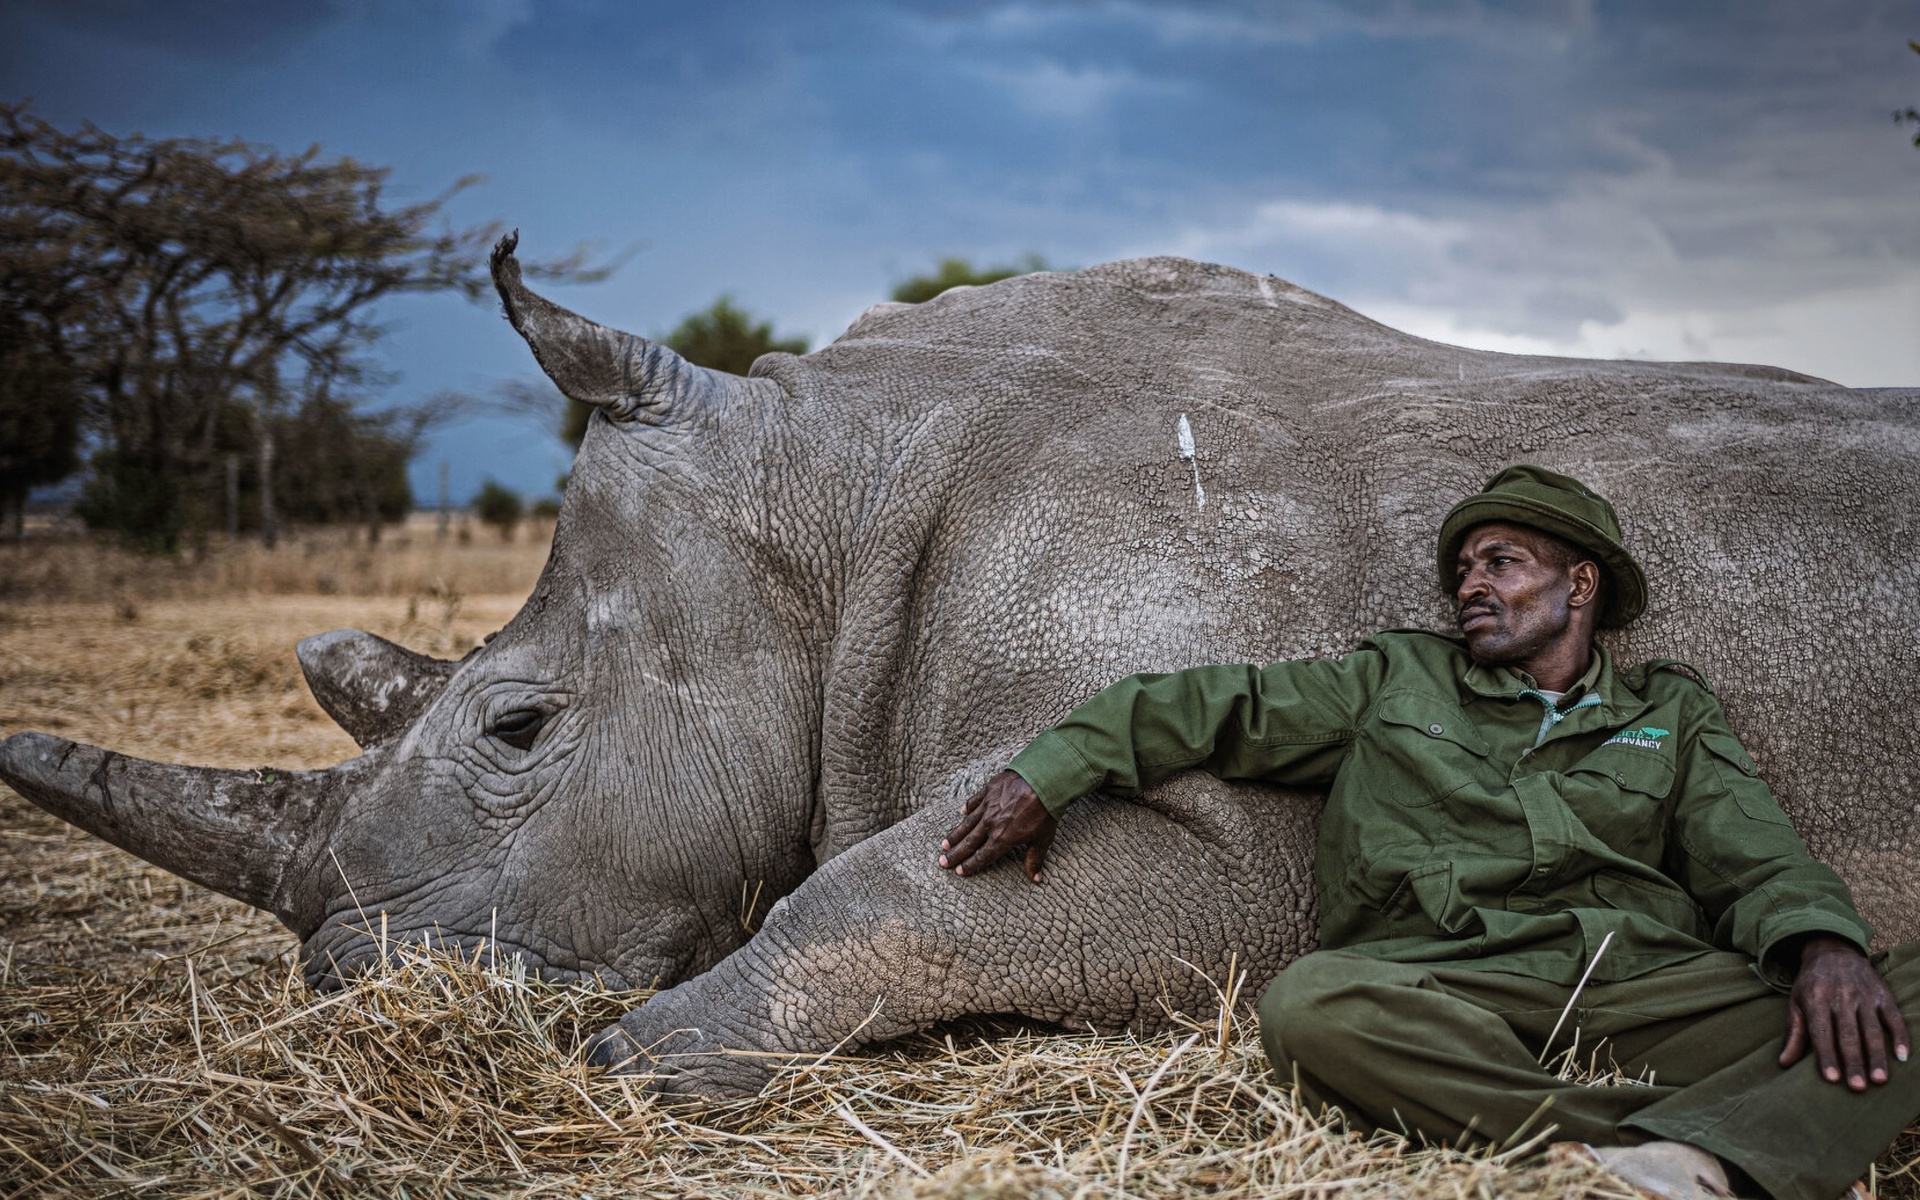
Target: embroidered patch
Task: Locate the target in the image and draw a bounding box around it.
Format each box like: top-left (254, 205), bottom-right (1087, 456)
top-left (1604, 726), bottom-right (1671, 750)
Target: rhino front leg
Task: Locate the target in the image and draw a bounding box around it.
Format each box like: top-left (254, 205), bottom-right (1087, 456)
top-left (585, 779), bottom-right (1318, 1101)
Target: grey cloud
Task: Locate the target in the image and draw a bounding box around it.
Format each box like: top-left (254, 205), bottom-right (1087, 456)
top-left (13, 0), bottom-right (346, 57)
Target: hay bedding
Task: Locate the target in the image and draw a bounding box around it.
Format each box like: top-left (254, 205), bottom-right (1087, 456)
top-left (2, 588), bottom-right (1915, 1197)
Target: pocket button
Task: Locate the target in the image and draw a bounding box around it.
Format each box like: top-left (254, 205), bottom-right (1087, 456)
top-left (1428, 723), bottom-right (1444, 735)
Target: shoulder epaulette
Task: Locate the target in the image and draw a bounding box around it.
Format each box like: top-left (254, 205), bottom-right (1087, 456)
top-left (1365, 627), bottom-right (1466, 646)
top-left (1632, 657), bottom-right (1717, 695)
top-left (1358, 628), bottom-right (1470, 670)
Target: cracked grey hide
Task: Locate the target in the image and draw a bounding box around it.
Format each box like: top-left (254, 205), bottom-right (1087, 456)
top-left (5, 234), bottom-right (1919, 1103)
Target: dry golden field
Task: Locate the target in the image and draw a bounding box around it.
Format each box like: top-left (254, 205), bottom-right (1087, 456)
top-left (1, 525), bottom-right (1913, 1197)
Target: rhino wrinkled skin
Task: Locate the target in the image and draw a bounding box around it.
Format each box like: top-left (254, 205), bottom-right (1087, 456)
top-left (4, 235), bottom-right (1918, 1101)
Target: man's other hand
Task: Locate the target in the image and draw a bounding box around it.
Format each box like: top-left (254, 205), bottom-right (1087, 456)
top-left (938, 770), bottom-right (1057, 883)
top-left (1780, 934), bottom-right (1911, 1091)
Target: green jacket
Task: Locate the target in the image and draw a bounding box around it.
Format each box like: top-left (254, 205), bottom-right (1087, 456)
top-left (1009, 631), bottom-right (1870, 987)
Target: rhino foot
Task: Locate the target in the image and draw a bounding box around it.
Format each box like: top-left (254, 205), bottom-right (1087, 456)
top-left (583, 1004), bottom-right (781, 1102)
top-left (581, 1022), bottom-right (653, 1074)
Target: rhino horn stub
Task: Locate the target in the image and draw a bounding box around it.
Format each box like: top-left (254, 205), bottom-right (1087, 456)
top-left (490, 230), bottom-right (718, 421)
top-left (297, 630), bottom-right (456, 749)
top-left (0, 731), bottom-right (352, 932)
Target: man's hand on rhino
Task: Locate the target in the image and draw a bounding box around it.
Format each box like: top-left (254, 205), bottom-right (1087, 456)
top-left (1780, 934), bottom-right (1910, 1091)
top-left (939, 770), bottom-right (1057, 883)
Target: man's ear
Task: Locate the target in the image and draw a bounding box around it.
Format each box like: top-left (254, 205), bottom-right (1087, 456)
top-left (1568, 560), bottom-right (1602, 609)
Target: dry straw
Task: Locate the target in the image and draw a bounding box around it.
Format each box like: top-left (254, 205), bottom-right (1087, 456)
top-left (0, 904), bottom-right (1660, 1199)
top-left (3, 532), bottom-right (1918, 1197)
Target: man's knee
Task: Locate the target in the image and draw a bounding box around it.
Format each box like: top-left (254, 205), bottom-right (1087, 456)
top-left (1257, 949), bottom-right (1396, 1075)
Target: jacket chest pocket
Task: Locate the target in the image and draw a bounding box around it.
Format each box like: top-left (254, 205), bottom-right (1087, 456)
top-left (1593, 868), bottom-right (1705, 938)
top-left (1562, 749), bottom-right (1675, 851)
top-left (1363, 691), bottom-right (1493, 807)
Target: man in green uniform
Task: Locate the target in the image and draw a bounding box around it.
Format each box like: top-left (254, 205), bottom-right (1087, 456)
top-left (937, 466), bottom-right (1918, 1200)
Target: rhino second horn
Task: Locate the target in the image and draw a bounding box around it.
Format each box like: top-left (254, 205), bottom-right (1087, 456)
top-left (297, 630), bottom-right (456, 748)
top-left (490, 230), bottom-right (721, 421)
top-left (0, 731), bottom-right (352, 933)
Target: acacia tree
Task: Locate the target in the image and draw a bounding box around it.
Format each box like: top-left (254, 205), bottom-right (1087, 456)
top-left (1, 102), bottom-right (609, 551)
top-left (0, 310), bottom-right (83, 539)
top-left (272, 389), bottom-right (467, 543)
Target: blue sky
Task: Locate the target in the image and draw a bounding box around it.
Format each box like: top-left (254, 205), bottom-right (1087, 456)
top-left (7, 0), bottom-right (1917, 503)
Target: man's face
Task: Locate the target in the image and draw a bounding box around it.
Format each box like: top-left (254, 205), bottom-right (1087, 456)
top-left (1453, 522), bottom-right (1589, 666)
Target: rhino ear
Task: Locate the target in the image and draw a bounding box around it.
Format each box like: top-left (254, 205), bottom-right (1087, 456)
top-left (490, 230), bottom-right (724, 422)
top-left (297, 630), bottom-right (457, 748)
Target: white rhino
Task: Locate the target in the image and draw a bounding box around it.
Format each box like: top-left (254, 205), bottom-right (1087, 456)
top-left (4, 235), bottom-right (1917, 1101)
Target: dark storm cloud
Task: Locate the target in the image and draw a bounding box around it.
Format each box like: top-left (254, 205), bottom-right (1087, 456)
top-left (6, 0), bottom-right (1914, 500)
top-left (10, 0), bottom-right (347, 57)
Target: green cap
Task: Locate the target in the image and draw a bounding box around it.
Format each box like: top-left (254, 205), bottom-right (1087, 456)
top-left (1437, 464), bottom-right (1647, 628)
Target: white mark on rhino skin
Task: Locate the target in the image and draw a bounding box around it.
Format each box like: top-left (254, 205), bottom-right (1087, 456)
top-left (1176, 412), bottom-right (1206, 511)
top-left (1257, 276), bottom-right (1278, 308)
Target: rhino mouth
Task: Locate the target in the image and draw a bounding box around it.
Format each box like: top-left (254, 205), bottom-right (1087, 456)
top-left (299, 913), bottom-right (627, 993)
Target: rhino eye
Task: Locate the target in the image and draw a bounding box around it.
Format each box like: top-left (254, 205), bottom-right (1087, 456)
top-left (488, 709), bottom-right (548, 751)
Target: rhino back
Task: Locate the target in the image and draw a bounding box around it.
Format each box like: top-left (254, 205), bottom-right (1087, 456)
top-left (764, 256), bottom-right (1919, 943)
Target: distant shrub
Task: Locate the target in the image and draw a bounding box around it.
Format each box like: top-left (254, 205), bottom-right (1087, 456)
top-left (473, 479), bottom-right (524, 542)
top-left (890, 255), bottom-right (1046, 304)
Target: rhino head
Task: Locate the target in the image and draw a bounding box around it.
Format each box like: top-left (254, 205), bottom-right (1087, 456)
top-left (0, 233), bottom-right (829, 993)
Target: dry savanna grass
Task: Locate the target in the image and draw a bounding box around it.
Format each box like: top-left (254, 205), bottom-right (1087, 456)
top-left (2, 529), bottom-right (1916, 1197)
top-left (0, 513), bottom-right (554, 606)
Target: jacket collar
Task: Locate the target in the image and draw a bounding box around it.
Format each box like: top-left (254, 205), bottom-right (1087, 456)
top-left (1460, 642), bottom-right (1653, 728)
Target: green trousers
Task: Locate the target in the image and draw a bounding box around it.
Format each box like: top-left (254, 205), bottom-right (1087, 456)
top-left (1258, 944), bottom-right (1920, 1200)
